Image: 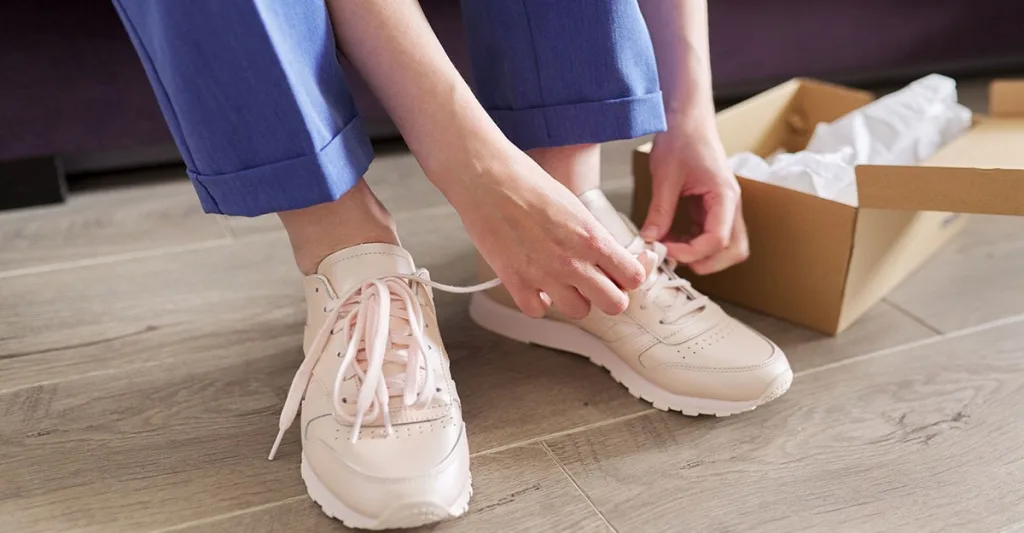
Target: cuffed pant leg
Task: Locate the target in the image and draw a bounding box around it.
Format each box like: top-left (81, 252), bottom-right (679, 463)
top-left (460, 0), bottom-right (667, 151)
top-left (113, 0), bottom-right (373, 216)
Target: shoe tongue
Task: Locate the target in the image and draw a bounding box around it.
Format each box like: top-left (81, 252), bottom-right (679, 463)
top-left (578, 189), bottom-right (637, 246)
top-left (316, 243), bottom-right (416, 297)
top-left (317, 244), bottom-right (447, 425)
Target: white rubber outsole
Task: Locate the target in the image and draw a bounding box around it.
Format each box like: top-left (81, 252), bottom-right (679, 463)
top-left (301, 455), bottom-right (473, 530)
top-left (469, 293), bottom-right (792, 417)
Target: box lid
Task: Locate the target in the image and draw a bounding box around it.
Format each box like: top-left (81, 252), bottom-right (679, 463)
top-left (856, 80), bottom-right (1024, 216)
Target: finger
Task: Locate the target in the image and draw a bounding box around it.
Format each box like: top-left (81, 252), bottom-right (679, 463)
top-left (505, 279), bottom-right (550, 319)
top-left (641, 175), bottom-right (683, 241)
top-left (690, 207), bottom-right (750, 275)
top-left (594, 239), bottom-right (647, 291)
top-left (665, 190), bottom-right (738, 264)
top-left (543, 283), bottom-right (591, 320)
top-left (637, 249), bottom-right (659, 278)
top-left (575, 265), bottom-right (629, 316)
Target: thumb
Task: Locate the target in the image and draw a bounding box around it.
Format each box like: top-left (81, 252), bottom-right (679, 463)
top-left (641, 178), bottom-right (682, 241)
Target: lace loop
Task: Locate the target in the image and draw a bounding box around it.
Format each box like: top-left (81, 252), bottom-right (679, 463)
top-left (626, 237), bottom-right (708, 324)
top-left (269, 271), bottom-right (499, 460)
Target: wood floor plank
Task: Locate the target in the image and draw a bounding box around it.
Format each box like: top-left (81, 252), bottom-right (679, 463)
top-left (724, 301), bottom-right (936, 373)
top-left (168, 445), bottom-right (611, 533)
top-left (888, 215), bottom-right (1024, 332)
top-left (0, 232), bottom-right (302, 391)
top-left (0, 168), bottom-right (228, 274)
top-left (544, 319), bottom-right (1024, 533)
top-left (0, 328), bottom-right (303, 533)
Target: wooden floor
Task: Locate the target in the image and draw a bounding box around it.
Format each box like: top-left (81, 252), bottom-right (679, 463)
top-left (4, 82), bottom-right (1024, 533)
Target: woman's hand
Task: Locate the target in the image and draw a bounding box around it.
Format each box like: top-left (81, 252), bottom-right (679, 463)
top-left (637, 0), bottom-right (748, 275)
top-left (451, 152), bottom-right (647, 320)
top-left (641, 127), bottom-right (749, 275)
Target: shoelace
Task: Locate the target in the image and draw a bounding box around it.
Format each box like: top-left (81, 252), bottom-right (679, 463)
top-left (268, 271), bottom-right (500, 460)
top-left (626, 237), bottom-right (709, 324)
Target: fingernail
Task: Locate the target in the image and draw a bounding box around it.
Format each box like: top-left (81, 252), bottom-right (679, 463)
top-left (640, 226), bottom-right (659, 240)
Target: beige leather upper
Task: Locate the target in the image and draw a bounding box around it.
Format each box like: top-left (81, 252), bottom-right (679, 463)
top-left (481, 190), bottom-right (790, 403)
top-left (299, 244), bottom-right (468, 516)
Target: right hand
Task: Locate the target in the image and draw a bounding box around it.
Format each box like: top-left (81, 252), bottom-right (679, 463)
top-left (451, 152), bottom-right (648, 320)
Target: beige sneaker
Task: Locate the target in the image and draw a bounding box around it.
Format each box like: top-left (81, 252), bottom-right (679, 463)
top-left (270, 243), bottom-right (491, 530)
top-left (470, 190), bottom-right (792, 416)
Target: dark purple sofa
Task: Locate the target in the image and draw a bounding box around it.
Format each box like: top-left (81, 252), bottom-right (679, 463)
top-left (2, 0), bottom-right (1023, 209)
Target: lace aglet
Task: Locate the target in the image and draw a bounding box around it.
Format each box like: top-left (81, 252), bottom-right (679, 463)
top-left (268, 430), bottom-right (286, 461)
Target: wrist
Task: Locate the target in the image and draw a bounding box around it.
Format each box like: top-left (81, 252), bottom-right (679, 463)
top-left (659, 114), bottom-right (721, 150)
top-left (423, 133), bottom-right (522, 206)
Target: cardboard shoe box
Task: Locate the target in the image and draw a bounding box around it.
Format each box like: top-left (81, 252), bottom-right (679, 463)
top-left (631, 78), bottom-right (1024, 335)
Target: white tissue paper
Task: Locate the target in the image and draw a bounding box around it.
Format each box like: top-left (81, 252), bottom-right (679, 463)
top-left (729, 74), bottom-right (973, 206)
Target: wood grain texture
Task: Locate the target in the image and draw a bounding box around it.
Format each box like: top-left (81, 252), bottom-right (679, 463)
top-left (545, 320), bottom-right (1024, 533)
top-left (0, 168), bottom-right (228, 273)
top-left (169, 446), bottom-right (612, 533)
top-left (0, 232), bottom-right (302, 392)
top-left (0, 327), bottom-right (304, 533)
top-left (888, 215), bottom-right (1024, 332)
top-left (724, 301), bottom-right (936, 372)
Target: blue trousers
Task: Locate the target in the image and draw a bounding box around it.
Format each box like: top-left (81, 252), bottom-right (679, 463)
top-left (114, 0), bottom-right (666, 217)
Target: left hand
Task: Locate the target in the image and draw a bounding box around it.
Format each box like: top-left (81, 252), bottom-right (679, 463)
top-left (641, 128), bottom-right (749, 275)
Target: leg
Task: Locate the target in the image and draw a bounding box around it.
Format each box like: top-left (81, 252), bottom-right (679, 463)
top-left (116, 4), bottom-right (470, 529)
top-left (526, 143), bottom-right (601, 195)
top-left (461, 0), bottom-right (665, 194)
top-left (277, 179), bottom-right (398, 274)
top-left (113, 0), bottom-right (394, 274)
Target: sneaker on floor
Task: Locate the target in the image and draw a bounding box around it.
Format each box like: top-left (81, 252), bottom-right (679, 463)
top-left (270, 243), bottom-right (484, 530)
top-left (470, 190), bottom-right (793, 416)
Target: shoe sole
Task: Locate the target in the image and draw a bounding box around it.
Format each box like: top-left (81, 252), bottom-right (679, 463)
top-left (469, 293), bottom-right (792, 417)
top-left (301, 445), bottom-right (473, 530)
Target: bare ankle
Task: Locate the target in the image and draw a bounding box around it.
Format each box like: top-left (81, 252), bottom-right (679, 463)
top-left (278, 179), bottom-right (400, 275)
top-left (526, 143), bottom-right (601, 196)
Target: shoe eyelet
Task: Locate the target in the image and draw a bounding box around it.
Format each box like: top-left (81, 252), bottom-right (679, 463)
top-left (341, 397), bottom-right (348, 403)
top-left (436, 387), bottom-right (442, 392)
top-left (315, 287), bottom-right (319, 292)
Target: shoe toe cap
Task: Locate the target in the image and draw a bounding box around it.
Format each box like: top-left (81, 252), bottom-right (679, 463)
top-left (643, 319), bottom-right (792, 403)
top-left (303, 415), bottom-right (470, 519)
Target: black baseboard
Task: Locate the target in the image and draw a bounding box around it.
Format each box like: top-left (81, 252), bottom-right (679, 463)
top-left (0, 156), bottom-right (67, 211)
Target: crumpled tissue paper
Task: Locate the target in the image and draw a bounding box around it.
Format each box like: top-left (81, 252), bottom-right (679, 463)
top-left (729, 74), bottom-right (972, 206)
